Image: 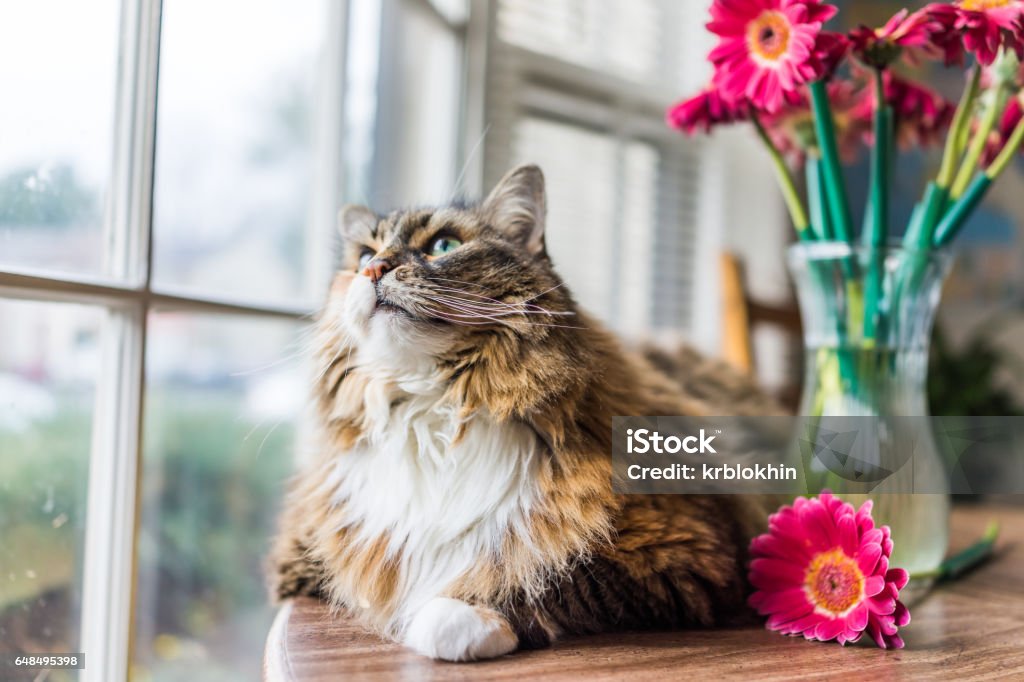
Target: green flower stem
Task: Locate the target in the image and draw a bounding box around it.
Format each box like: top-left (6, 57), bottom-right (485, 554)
top-left (903, 182), bottom-right (948, 250)
top-left (863, 69), bottom-right (891, 249)
top-left (937, 66), bottom-right (982, 190)
top-left (863, 70), bottom-right (891, 342)
top-left (862, 253), bottom-right (883, 342)
top-left (806, 155), bottom-right (831, 240)
top-left (752, 114), bottom-right (811, 237)
top-left (986, 110), bottom-right (1024, 179)
top-left (910, 522), bottom-right (999, 582)
top-left (933, 175), bottom-right (991, 247)
top-left (932, 115), bottom-right (1024, 247)
top-left (950, 82), bottom-right (1010, 199)
top-left (809, 80), bottom-right (854, 244)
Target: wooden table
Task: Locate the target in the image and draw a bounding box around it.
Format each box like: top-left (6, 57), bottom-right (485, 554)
top-left (265, 504), bottom-right (1024, 681)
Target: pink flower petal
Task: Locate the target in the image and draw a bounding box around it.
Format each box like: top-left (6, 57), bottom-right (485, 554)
top-left (886, 567), bottom-right (909, 590)
top-left (858, 543), bottom-right (883, 575)
top-left (814, 617), bottom-right (846, 642)
top-left (868, 595), bottom-right (897, 615)
top-left (766, 599), bottom-right (815, 629)
top-left (750, 557), bottom-right (806, 586)
top-left (894, 600), bottom-right (911, 627)
top-left (847, 602), bottom-right (870, 632)
top-left (778, 611), bottom-right (826, 636)
top-left (749, 587), bottom-right (809, 615)
top-left (836, 513), bottom-right (858, 557)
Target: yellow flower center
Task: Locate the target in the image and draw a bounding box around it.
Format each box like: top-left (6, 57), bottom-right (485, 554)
top-left (960, 0), bottom-right (1012, 10)
top-left (747, 10), bottom-right (792, 64)
top-left (804, 547), bottom-right (865, 616)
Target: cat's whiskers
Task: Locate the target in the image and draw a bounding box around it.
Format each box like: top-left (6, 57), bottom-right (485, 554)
top-left (425, 276), bottom-right (569, 308)
top-left (229, 321), bottom-right (319, 377)
top-left (428, 287), bottom-right (567, 315)
top-left (428, 296), bottom-right (547, 321)
top-left (420, 299), bottom-right (586, 330)
top-left (424, 281), bottom-right (576, 318)
top-left (311, 344), bottom-right (352, 387)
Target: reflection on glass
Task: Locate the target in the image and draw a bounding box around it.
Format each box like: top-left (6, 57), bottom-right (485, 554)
top-left (132, 313), bottom-right (306, 682)
top-left (0, 1), bottom-right (120, 276)
top-left (152, 1), bottom-right (329, 305)
top-left (0, 299), bottom-right (101, 675)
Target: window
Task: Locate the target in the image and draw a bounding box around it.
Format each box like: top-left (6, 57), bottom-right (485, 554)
top-left (132, 314), bottom-right (306, 680)
top-left (0, 1), bottom-right (343, 680)
top-left (151, 1), bottom-right (333, 307)
top-left (0, 300), bottom-right (102, 664)
top-left (0, 0), bottom-right (121, 277)
top-left (482, 0), bottom-right (716, 336)
top-left (1, 1), bottom-right (746, 679)
top-left (1, 0), bottom-right (469, 679)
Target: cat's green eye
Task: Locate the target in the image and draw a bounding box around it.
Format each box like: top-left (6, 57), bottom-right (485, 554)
top-left (429, 236), bottom-right (462, 257)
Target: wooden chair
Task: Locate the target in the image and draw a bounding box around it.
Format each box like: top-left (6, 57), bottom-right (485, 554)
top-left (719, 252), bottom-right (803, 410)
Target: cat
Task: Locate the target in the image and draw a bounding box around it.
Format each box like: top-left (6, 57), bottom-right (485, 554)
top-left (270, 164), bottom-right (781, 661)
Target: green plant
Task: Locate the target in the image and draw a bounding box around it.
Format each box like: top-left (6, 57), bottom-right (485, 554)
top-left (928, 320), bottom-right (1024, 417)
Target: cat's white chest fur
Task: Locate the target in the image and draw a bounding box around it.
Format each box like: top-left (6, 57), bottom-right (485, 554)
top-left (322, 276), bottom-right (537, 658)
top-left (327, 388), bottom-right (540, 631)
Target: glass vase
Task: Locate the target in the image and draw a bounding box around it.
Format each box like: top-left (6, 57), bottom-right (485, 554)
top-left (787, 242), bottom-right (954, 592)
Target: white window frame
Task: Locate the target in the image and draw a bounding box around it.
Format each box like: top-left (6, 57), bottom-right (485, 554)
top-left (0, 1), bottom-right (348, 680)
top-left (472, 0), bottom-right (748, 350)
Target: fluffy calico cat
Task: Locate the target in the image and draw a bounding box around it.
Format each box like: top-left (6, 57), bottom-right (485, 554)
top-left (270, 164), bottom-right (779, 661)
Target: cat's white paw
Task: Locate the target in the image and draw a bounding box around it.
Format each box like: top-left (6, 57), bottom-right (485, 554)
top-left (403, 597), bottom-right (518, 661)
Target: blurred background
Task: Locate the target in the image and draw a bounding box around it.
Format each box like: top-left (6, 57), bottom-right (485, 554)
top-left (0, 1), bottom-right (1021, 681)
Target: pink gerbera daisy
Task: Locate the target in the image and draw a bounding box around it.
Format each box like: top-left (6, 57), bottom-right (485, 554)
top-left (849, 7), bottom-right (960, 67)
top-left (748, 492), bottom-right (912, 649)
top-left (929, 0), bottom-right (1024, 66)
top-left (707, 0), bottom-right (840, 113)
top-left (666, 87), bottom-right (750, 134)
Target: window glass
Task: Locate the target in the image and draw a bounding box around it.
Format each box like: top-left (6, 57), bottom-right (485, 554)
top-left (132, 313), bottom-right (306, 682)
top-left (0, 298), bottom-right (101, 673)
top-left (497, 0), bottom-right (662, 80)
top-left (371, 0), bottom-right (462, 206)
top-left (0, 1), bottom-right (120, 276)
top-left (151, 0), bottom-right (329, 305)
top-left (514, 117), bottom-right (617, 319)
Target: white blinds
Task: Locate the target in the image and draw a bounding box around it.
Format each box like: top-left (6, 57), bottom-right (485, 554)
top-left (496, 0), bottom-right (663, 81)
top-left (484, 0), bottom-right (709, 335)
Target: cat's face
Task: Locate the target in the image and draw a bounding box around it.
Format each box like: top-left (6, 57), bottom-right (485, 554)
top-left (327, 165), bottom-right (575, 358)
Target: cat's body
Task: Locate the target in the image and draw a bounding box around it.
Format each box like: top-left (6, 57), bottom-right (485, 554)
top-left (271, 165), bottom-right (781, 661)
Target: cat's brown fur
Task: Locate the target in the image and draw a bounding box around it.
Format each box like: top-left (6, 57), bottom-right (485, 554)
top-left (270, 164), bottom-right (783, 657)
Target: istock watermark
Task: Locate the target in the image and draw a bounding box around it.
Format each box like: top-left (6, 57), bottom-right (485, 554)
top-left (612, 416), bottom-right (1024, 495)
top-left (625, 428), bottom-right (718, 454)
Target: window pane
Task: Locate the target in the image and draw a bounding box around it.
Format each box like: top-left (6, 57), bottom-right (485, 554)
top-left (513, 117), bottom-right (617, 320)
top-left (372, 0), bottom-right (462, 206)
top-left (133, 314), bottom-right (305, 681)
top-left (0, 1), bottom-right (120, 276)
top-left (498, 0), bottom-right (663, 80)
top-left (152, 1), bottom-right (330, 305)
top-left (0, 299), bottom-right (101, 670)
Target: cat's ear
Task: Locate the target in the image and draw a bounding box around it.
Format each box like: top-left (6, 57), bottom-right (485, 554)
top-left (337, 204), bottom-right (378, 242)
top-left (482, 164), bottom-right (546, 256)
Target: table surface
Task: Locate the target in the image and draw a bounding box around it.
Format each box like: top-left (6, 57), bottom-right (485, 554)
top-left (264, 504), bottom-right (1024, 681)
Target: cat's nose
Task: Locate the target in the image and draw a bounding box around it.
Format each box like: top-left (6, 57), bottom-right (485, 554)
top-left (361, 258), bottom-right (391, 282)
